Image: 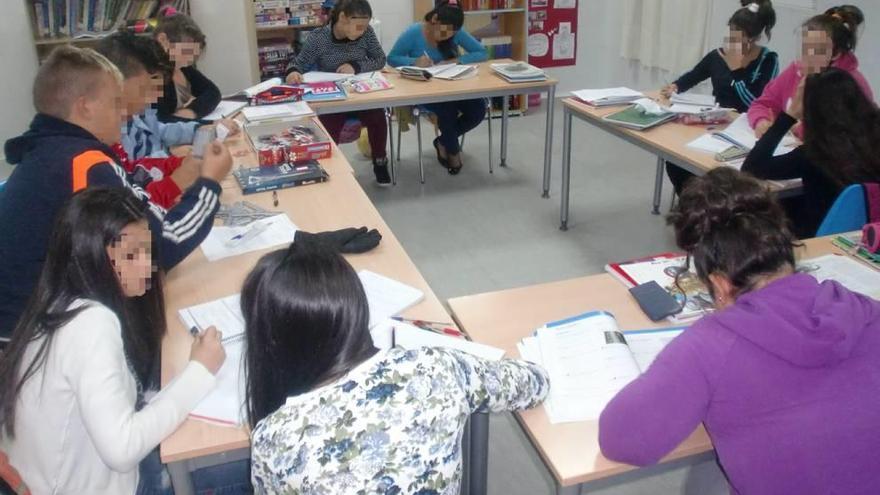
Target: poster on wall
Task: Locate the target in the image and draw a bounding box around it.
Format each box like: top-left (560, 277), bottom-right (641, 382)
top-left (527, 0), bottom-right (577, 68)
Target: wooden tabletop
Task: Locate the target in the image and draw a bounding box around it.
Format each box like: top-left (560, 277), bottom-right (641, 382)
top-left (159, 118), bottom-right (453, 463)
top-left (308, 59), bottom-right (558, 113)
top-left (447, 236), bottom-right (842, 487)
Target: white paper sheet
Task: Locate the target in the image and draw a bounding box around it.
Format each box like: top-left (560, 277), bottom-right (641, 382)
top-left (572, 87), bottom-right (643, 102)
top-left (188, 339), bottom-right (246, 426)
top-left (800, 255), bottom-right (880, 299)
top-left (623, 328), bottom-right (685, 372)
top-left (687, 133), bottom-right (734, 154)
top-left (714, 114), bottom-right (798, 156)
top-left (370, 319), bottom-right (505, 361)
top-left (670, 93), bottom-right (716, 107)
top-left (302, 71), bottom-right (352, 83)
top-left (200, 214), bottom-right (298, 262)
top-left (240, 101), bottom-right (314, 122)
top-left (203, 101), bottom-right (248, 121)
top-left (357, 270), bottom-right (425, 328)
top-left (178, 294), bottom-right (245, 340)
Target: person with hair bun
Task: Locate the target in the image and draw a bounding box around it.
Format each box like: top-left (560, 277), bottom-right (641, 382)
top-left (743, 67), bottom-right (880, 238)
top-left (662, 0), bottom-right (779, 194)
top-left (748, 4), bottom-right (873, 138)
top-left (599, 167), bottom-right (880, 495)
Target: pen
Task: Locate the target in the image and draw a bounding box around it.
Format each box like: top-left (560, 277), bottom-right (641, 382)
top-left (189, 325), bottom-right (201, 337)
top-left (391, 317), bottom-right (463, 337)
top-left (226, 221), bottom-right (272, 246)
top-left (391, 326), bottom-right (396, 348)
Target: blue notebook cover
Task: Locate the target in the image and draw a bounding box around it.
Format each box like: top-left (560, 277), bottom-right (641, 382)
top-left (233, 161), bottom-right (329, 195)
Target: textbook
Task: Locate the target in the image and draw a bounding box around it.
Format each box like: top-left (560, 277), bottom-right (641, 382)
top-left (711, 114), bottom-right (798, 156)
top-left (233, 161), bottom-right (329, 195)
top-left (606, 253), bottom-right (713, 322)
top-left (398, 63), bottom-right (477, 81)
top-left (490, 61), bottom-right (547, 83)
top-left (517, 311), bottom-right (685, 423)
top-left (572, 87), bottom-right (644, 107)
top-left (602, 105), bottom-right (676, 131)
top-left (285, 81), bottom-right (348, 102)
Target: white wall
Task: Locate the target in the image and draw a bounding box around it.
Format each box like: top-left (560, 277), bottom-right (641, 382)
top-left (0, 0), bottom-right (40, 176)
top-left (190, 0), bottom-right (261, 94)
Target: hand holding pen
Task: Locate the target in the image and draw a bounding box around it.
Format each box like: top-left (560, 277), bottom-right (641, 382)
top-left (416, 50), bottom-right (433, 68)
top-left (188, 325), bottom-right (226, 375)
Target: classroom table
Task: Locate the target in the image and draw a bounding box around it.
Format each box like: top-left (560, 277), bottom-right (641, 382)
top-left (447, 236), bottom-right (842, 495)
top-left (306, 59), bottom-right (559, 194)
top-left (558, 96), bottom-right (800, 231)
top-left (159, 120), bottom-right (490, 495)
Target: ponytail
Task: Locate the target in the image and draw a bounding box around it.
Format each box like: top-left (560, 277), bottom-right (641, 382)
top-left (729, 0), bottom-right (776, 40)
top-left (424, 0), bottom-right (465, 60)
top-left (804, 5), bottom-right (864, 55)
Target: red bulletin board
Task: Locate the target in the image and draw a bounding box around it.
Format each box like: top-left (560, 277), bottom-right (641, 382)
top-left (527, 0), bottom-right (578, 68)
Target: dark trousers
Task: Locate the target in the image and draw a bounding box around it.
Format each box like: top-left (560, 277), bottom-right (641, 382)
top-left (666, 161), bottom-right (696, 196)
top-left (425, 99), bottom-right (486, 155)
top-left (319, 109), bottom-right (388, 159)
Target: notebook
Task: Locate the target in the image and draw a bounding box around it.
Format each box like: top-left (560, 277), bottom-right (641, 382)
top-left (711, 114), bottom-right (798, 156)
top-left (240, 101), bottom-right (314, 122)
top-left (602, 105), bottom-right (676, 131)
top-left (490, 62), bottom-right (547, 83)
top-left (203, 101), bottom-right (248, 121)
top-left (517, 311), bottom-right (685, 423)
top-left (358, 270), bottom-right (425, 328)
top-left (398, 63), bottom-right (477, 81)
top-left (370, 319), bottom-right (505, 361)
top-left (226, 78), bottom-right (283, 99)
top-left (572, 87), bottom-right (644, 107)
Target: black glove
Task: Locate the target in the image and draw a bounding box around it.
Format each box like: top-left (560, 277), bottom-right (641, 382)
top-left (294, 227), bottom-right (382, 254)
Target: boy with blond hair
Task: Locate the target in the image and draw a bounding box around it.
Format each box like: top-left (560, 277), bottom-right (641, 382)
top-left (0, 45), bottom-right (231, 338)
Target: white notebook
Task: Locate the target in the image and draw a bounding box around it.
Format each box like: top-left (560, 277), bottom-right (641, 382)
top-left (203, 101), bottom-right (248, 121)
top-left (240, 101), bottom-right (314, 122)
top-left (357, 270), bottom-right (425, 328)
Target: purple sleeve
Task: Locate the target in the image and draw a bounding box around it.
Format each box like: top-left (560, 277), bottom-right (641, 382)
top-left (598, 326), bottom-right (728, 466)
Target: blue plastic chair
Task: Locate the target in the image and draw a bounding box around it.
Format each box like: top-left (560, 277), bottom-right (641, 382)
top-left (816, 184), bottom-right (867, 236)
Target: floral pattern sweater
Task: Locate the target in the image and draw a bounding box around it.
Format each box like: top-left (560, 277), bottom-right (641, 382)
top-left (251, 347), bottom-right (550, 494)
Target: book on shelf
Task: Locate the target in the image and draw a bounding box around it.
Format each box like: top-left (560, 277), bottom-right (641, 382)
top-left (517, 310), bottom-right (685, 424)
top-left (481, 35), bottom-right (513, 59)
top-left (460, 0), bottom-right (517, 10)
top-left (30, 0), bottom-right (187, 41)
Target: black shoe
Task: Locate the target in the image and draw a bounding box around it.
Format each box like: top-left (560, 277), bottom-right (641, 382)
top-left (373, 158), bottom-right (391, 186)
top-left (433, 137), bottom-right (449, 168)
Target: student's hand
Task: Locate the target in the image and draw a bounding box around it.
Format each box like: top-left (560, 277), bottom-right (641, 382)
top-left (201, 141), bottom-right (233, 183)
top-left (175, 108), bottom-right (198, 119)
top-left (216, 119), bottom-right (241, 136)
top-left (286, 71), bottom-right (304, 84)
top-left (171, 155), bottom-right (201, 191)
top-left (787, 77), bottom-right (806, 121)
top-left (336, 63), bottom-right (356, 74)
top-left (754, 119), bottom-right (773, 139)
top-left (660, 83), bottom-right (678, 98)
top-left (190, 326), bottom-right (226, 375)
top-left (415, 54), bottom-right (433, 68)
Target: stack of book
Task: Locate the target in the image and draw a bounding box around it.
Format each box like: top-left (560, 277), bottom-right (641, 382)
top-left (481, 35), bottom-right (513, 59)
top-left (257, 38), bottom-right (293, 80)
top-left (254, 0), bottom-right (321, 28)
top-left (30, 0), bottom-right (184, 39)
top-left (490, 61), bottom-right (547, 83)
top-left (572, 87), bottom-right (644, 107)
top-left (460, 0), bottom-right (516, 10)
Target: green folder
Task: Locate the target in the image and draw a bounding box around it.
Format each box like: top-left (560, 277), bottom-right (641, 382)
top-left (602, 105), bottom-right (677, 131)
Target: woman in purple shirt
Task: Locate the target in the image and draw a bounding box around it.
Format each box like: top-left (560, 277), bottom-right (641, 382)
top-left (599, 167), bottom-right (880, 495)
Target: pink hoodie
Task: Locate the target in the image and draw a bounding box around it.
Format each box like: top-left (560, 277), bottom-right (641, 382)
top-left (747, 52), bottom-right (875, 135)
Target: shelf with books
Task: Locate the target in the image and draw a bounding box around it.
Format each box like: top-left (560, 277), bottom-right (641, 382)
top-left (462, 8), bottom-right (526, 15)
top-left (250, 0), bottom-right (327, 82)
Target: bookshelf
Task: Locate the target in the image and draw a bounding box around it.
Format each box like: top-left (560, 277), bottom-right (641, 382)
top-left (25, 0), bottom-right (190, 62)
top-left (249, 0), bottom-right (326, 81)
top-left (413, 0), bottom-right (528, 117)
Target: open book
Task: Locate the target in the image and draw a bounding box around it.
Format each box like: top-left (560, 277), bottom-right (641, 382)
top-left (518, 311), bottom-right (684, 424)
top-left (398, 63), bottom-right (478, 81)
top-left (711, 114), bottom-right (798, 156)
top-left (226, 78), bottom-right (284, 99)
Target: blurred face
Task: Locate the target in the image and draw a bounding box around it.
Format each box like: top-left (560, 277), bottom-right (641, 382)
top-left (801, 29), bottom-right (834, 75)
top-left (724, 28), bottom-right (748, 54)
top-left (122, 69), bottom-right (165, 117)
top-left (336, 13), bottom-right (370, 40)
top-left (157, 33), bottom-right (201, 67)
top-left (431, 20), bottom-right (456, 42)
top-left (83, 73), bottom-right (125, 145)
top-left (107, 220), bottom-right (154, 298)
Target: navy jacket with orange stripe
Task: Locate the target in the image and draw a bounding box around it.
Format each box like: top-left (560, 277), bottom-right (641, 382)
top-left (0, 114), bottom-right (221, 338)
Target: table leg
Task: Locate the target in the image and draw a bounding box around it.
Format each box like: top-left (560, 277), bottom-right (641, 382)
top-left (543, 85), bottom-right (557, 198)
top-left (416, 110), bottom-right (425, 184)
top-left (487, 99), bottom-right (494, 174)
top-left (469, 412), bottom-right (490, 495)
top-left (557, 483), bottom-right (582, 495)
top-left (386, 108), bottom-right (397, 186)
top-left (560, 108), bottom-right (573, 231)
top-left (652, 156), bottom-right (664, 215)
top-left (500, 98), bottom-right (509, 168)
top-left (168, 460), bottom-right (195, 495)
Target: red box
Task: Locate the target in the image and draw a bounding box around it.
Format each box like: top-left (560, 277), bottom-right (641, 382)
top-left (245, 117), bottom-right (332, 167)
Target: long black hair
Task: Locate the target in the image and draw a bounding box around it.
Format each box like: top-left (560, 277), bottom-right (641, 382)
top-left (0, 188), bottom-right (166, 437)
top-left (803, 68), bottom-right (880, 187)
top-left (729, 0), bottom-right (776, 40)
top-left (668, 168), bottom-right (798, 300)
top-left (330, 0), bottom-right (373, 25)
top-left (243, 242), bottom-right (376, 427)
top-left (803, 5), bottom-right (864, 55)
top-left (425, 0), bottom-right (465, 60)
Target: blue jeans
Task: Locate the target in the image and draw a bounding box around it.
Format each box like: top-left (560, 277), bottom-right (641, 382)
top-left (137, 448), bottom-right (252, 495)
top-left (425, 99), bottom-right (487, 155)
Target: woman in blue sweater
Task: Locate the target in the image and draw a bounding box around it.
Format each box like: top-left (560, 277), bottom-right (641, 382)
top-left (388, 0), bottom-right (488, 175)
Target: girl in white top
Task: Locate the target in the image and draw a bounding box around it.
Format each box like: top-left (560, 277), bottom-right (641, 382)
top-left (0, 187), bottom-right (226, 495)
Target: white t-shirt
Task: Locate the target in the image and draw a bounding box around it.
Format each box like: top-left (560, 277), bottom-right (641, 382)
top-left (1, 300), bottom-right (216, 495)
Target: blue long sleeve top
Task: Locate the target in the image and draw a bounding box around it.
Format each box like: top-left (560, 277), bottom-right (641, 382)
top-left (388, 23), bottom-right (488, 67)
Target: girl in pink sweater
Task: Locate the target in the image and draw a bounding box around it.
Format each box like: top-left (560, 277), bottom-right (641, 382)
top-left (748, 5), bottom-right (873, 138)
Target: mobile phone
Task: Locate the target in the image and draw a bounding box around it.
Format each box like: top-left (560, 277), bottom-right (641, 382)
top-left (192, 126), bottom-right (217, 159)
top-left (629, 281), bottom-right (683, 321)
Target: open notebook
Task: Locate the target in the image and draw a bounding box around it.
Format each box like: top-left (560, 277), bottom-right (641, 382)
top-left (518, 311), bottom-right (684, 424)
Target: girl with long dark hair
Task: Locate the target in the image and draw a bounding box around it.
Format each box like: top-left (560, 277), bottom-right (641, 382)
top-left (600, 167), bottom-right (880, 494)
top-left (0, 188), bottom-right (225, 494)
top-left (388, 0), bottom-right (489, 174)
top-left (245, 242), bottom-right (549, 493)
top-left (748, 5), bottom-right (873, 138)
top-left (742, 67), bottom-right (880, 237)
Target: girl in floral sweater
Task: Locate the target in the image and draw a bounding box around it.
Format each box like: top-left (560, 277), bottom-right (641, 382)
top-left (244, 242), bottom-right (549, 494)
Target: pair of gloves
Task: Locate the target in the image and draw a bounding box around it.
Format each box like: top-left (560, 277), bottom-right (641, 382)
top-left (294, 227), bottom-right (382, 254)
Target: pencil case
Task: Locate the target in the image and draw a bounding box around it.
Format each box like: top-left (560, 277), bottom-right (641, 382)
top-left (677, 109), bottom-right (732, 126)
top-left (862, 222), bottom-right (880, 253)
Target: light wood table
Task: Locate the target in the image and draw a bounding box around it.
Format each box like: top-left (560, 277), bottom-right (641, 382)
top-left (447, 237), bottom-right (842, 494)
top-left (160, 120), bottom-right (477, 493)
top-left (307, 59), bottom-right (559, 194)
top-left (558, 97), bottom-right (800, 231)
